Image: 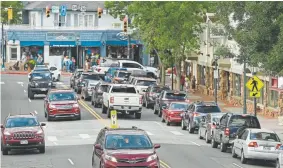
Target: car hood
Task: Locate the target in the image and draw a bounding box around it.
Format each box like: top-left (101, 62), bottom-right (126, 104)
top-left (167, 110), bottom-right (184, 113)
top-left (31, 79), bottom-right (52, 82)
top-left (106, 149), bottom-right (155, 158)
top-left (50, 100), bottom-right (77, 105)
top-left (6, 126), bottom-right (41, 133)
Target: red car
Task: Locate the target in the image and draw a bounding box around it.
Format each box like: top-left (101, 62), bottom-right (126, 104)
top-left (1, 113), bottom-right (46, 155)
top-left (161, 102), bottom-right (190, 126)
top-left (92, 126), bottom-right (161, 168)
top-left (44, 89), bottom-right (81, 121)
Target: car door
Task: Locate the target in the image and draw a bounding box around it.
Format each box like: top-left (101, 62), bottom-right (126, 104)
top-left (218, 115), bottom-right (228, 142)
top-left (214, 114), bottom-right (226, 142)
top-left (156, 91), bottom-right (164, 109)
top-left (199, 115), bottom-right (207, 137)
top-left (235, 130), bottom-right (249, 155)
top-left (93, 131), bottom-right (104, 168)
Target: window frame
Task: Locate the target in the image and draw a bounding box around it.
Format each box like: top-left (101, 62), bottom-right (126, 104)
top-left (10, 47), bottom-right (17, 60)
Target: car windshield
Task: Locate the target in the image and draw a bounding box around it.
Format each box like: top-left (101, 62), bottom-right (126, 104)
top-left (229, 116), bottom-right (260, 127)
top-left (196, 106), bottom-right (221, 113)
top-left (49, 92), bottom-right (76, 101)
top-left (165, 93), bottom-right (186, 100)
top-left (100, 85), bottom-right (108, 91)
top-left (152, 87), bottom-right (170, 93)
top-left (105, 134), bottom-right (153, 150)
top-left (118, 72), bottom-right (130, 78)
top-left (250, 132), bottom-right (280, 142)
top-left (82, 74), bottom-right (100, 80)
top-left (34, 69), bottom-right (49, 72)
top-left (169, 103), bottom-right (188, 110)
top-left (5, 118), bottom-right (39, 128)
top-left (111, 86), bottom-right (136, 93)
top-left (136, 80), bottom-right (156, 86)
top-left (31, 73), bottom-right (52, 80)
top-left (211, 115), bottom-right (223, 122)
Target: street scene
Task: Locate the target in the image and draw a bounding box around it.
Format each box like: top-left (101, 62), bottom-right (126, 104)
top-left (1, 1), bottom-right (283, 168)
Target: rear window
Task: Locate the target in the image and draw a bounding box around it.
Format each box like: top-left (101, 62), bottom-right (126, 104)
top-left (152, 87), bottom-right (170, 93)
top-left (165, 93), bottom-right (186, 100)
top-left (196, 106), bottom-right (221, 113)
top-left (100, 85), bottom-right (109, 91)
top-left (250, 132), bottom-right (280, 142)
top-left (49, 92), bottom-right (76, 101)
top-left (111, 86), bottom-right (136, 94)
top-left (136, 80), bottom-right (156, 86)
top-left (211, 114), bottom-right (223, 123)
top-left (82, 74), bottom-right (100, 80)
top-left (169, 103), bottom-right (189, 110)
top-left (229, 115), bottom-right (260, 128)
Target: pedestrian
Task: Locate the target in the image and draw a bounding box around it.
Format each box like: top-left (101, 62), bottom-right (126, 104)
top-left (180, 72), bottom-right (185, 91)
top-left (37, 54), bottom-right (43, 65)
top-left (71, 57), bottom-right (76, 71)
top-left (64, 56), bottom-right (70, 72)
top-left (191, 76), bottom-right (196, 90)
top-left (68, 58), bottom-right (73, 72)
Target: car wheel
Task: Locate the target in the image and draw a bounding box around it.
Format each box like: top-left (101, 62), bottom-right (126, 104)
top-left (276, 159), bottom-right (280, 168)
top-left (47, 114), bottom-right (52, 121)
top-left (57, 74), bottom-right (60, 81)
top-left (158, 108), bottom-right (162, 117)
top-left (166, 118), bottom-right (170, 126)
top-left (161, 115), bottom-right (165, 123)
top-left (232, 146), bottom-right (237, 158)
top-left (91, 99), bottom-right (94, 105)
top-left (188, 122), bottom-right (194, 133)
top-left (240, 150), bottom-right (247, 164)
top-left (145, 100), bottom-right (148, 108)
top-left (198, 129), bottom-right (203, 139)
top-left (102, 105), bottom-right (106, 114)
top-left (29, 90), bottom-right (35, 99)
top-left (181, 120), bottom-right (187, 130)
top-left (77, 114), bottom-right (81, 120)
top-left (39, 146), bottom-right (45, 153)
top-left (205, 132), bottom-right (211, 143)
top-left (153, 105), bottom-right (158, 114)
top-left (220, 142), bottom-right (227, 152)
top-left (107, 106), bottom-right (110, 118)
top-left (211, 137), bottom-right (218, 148)
top-left (135, 113), bottom-right (141, 119)
top-left (2, 148), bottom-right (8, 155)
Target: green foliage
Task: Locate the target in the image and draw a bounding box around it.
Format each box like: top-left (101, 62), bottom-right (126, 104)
top-left (1, 1), bottom-right (23, 24)
top-left (214, 45), bottom-right (236, 58)
top-left (216, 1), bottom-right (283, 74)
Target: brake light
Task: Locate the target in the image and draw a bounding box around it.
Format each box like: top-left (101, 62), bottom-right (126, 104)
top-left (211, 123), bottom-right (216, 129)
top-left (139, 97), bottom-right (142, 104)
top-left (110, 97), bottom-right (114, 103)
top-left (193, 112), bottom-right (199, 117)
top-left (276, 144), bottom-right (282, 149)
top-left (97, 68), bottom-right (101, 72)
top-left (248, 142), bottom-right (258, 147)
top-left (224, 128), bottom-right (230, 136)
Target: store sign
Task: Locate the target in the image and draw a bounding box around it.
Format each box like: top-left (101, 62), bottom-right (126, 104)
top-left (46, 32), bottom-right (76, 41)
top-left (51, 6), bottom-right (60, 13)
top-left (51, 45), bottom-right (75, 47)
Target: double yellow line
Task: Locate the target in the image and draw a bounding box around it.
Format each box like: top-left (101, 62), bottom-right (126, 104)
top-left (160, 160), bottom-right (171, 168)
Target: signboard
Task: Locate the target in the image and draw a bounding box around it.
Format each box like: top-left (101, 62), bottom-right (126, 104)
top-left (110, 110), bottom-right (118, 129)
top-left (213, 70), bottom-right (218, 79)
top-left (60, 5), bottom-right (67, 16)
top-left (246, 75), bottom-right (264, 98)
top-left (116, 32), bottom-right (128, 41)
top-left (80, 5), bottom-right (86, 12)
top-left (51, 6), bottom-right (59, 13)
top-left (71, 4), bottom-right (78, 11)
top-left (46, 32), bottom-right (76, 41)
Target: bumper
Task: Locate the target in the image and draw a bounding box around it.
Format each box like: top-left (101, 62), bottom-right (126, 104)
top-left (4, 140), bottom-right (45, 150)
top-left (168, 117), bottom-right (182, 123)
top-left (110, 106), bottom-right (142, 113)
top-left (48, 109), bottom-right (81, 119)
top-left (245, 150), bottom-right (279, 160)
top-left (30, 88), bottom-right (50, 94)
top-left (104, 159), bottom-right (160, 168)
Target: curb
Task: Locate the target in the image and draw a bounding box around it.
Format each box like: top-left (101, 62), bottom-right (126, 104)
top-left (0, 72), bottom-right (71, 76)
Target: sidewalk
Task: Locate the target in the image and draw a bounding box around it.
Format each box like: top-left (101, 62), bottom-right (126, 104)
top-left (0, 70), bottom-right (71, 76)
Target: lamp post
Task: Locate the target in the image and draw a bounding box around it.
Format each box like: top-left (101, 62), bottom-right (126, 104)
top-left (213, 55), bottom-right (220, 103)
top-left (243, 58), bottom-right (247, 114)
top-left (1, 22), bottom-right (4, 69)
top-left (76, 37), bottom-right (80, 68)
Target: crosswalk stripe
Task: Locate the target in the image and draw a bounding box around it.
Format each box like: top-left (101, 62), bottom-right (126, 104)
top-left (170, 131), bottom-right (184, 136)
top-left (47, 136), bottom-right (58, 142)
top-left (56, 82), bottom-right (64, 85)
top-left (79, 134), bottom-right (91, 139)
top-left (0, 82), bottom-right (4, 84)
top-left (146, 131), bottom-right (154, 136)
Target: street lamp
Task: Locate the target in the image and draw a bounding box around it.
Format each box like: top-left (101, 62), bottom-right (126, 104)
top-left (213, 55), bottom-right (220, 103)
top-left (76, 37), bottom-right (80, 68)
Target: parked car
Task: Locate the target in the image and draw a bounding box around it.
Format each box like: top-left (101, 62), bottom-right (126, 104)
top-left (198, 113), bottom-right (225, 143)
top-left (154, 90), bottom-right (188, 117)
top-left (27, 71), bottom-right (53, 99)
top-left (232, 128), bottom-right (281, 164)
top-left (143, 85), bottom-right (170, 108)
top-left (48, 65), bottom-right (61, 81)
top-left (81, 80), bottom-right (100, 101)
top-left (180, 101), bottom-right (222, 133)
top-left (74, 72), bottom-right (102, 94)
top-left (211, 113), bottom-right (261, 152)
top-left (132, 77), bottom-right (157, 95)
top-left (277, 146), bottom-right (283, 168)
top-left (112, 70), bottom-right (131, 84)
top-left (161, 102), bottom-right (190, 126)
top-left (91, 82), bottom-right (110, 107)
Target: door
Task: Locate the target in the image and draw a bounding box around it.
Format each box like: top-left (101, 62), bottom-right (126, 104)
top-left (235, 130), bottom-right (249, 155)
top-left (156, 91), bottom-right (164, 109)
top-left (93, 131), bottom-right (104, 168)
top-left (219, 115), bottom-right (228, 142)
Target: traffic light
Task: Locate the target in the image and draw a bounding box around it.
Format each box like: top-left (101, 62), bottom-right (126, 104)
top-left (98, 8), bottom-right (102, 18)
top-left (46, 6), bottom-right (50, 18)
top-left (123, 18), bottom-right (128, 33)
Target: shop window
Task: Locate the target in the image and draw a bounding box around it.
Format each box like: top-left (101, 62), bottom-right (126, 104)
top-left (233, 74), bottom-right (241, 97)
top-left (84, 15), bottom-right (94, 27)
top-left (66, 14), bottom-right (71, 27)
top-left (10, 48), bottom-right (17, 60)
top-left (79, 14), bottom-right (84, 27)
top-left (268, 90), bottom-right (278, 108)
top-left (54, 13), bottom-right (59, 26)
top-left (49, 47), bottom-right (69, 56)
top-left (74, 14), bottom-right (78, 27)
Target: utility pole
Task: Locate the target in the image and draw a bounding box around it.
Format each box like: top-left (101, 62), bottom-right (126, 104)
top-left (214, 56), bottom-right (219, 103)
top-left (252, 71), bottom-right (257, 116)
top-left (243, 58), bottom-right (247, 114)
top-left (1, 22), bottom-right (4, 69)
top-left (127, 34), bottom-right (131, 59)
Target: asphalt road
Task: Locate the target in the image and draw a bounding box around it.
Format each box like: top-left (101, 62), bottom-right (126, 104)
top-left (1, 74), bottom-right (276, 168)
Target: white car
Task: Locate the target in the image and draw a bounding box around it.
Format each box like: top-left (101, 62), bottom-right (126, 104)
top-left (277, 151), bottom-right (283, 168)
top-left (232, 128), bottom-right (282, 164)
top-left (117, 60), bottom-right (158, 77)
top-left (48, 66), bottom-right (61, 81)
top-left (132, 77), bottom-right (157, 95)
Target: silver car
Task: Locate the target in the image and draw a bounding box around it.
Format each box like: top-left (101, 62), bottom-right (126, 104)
top-left (276, 148), bottom-right (283, 168)
top-left (232, 128), bottom-right (282, 164)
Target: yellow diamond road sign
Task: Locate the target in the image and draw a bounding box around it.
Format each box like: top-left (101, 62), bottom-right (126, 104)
top-left (249, 91), bottom-right (261, 98)
top-left (246, 75), bottom-right (264, 92)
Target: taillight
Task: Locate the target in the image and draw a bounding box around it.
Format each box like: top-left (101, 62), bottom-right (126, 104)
top-left (211, 123), bottom-right (216, 129)
top-left (193, 112), bottom-right (199, 117)
top-left (276, 144), bottom-right (282, 149)
top-left (224, 128), bottom-right (230, 136)
top-left (97, 68), bottom-right (101, 72)
top-left (110, 97), bottom-right (114, 103)
top-left (248, 142), bottom-right (258, 147)
top-left (139, 97), bottom-right (142, 104)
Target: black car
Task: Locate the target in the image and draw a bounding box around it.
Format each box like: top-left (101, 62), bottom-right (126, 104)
top-left (27, 72), bottom-right (53, 99)
top-left (74, 72), bottom-right (101, 94)
top-left (180, 101), bottom-right (222, 133)
top-left (91, 82), bottom-right (110, 107)
top-left (143, 85), bottom-right (170, 108)
top-left (211, 113), bottom-right (261, 152)
top-left (70, 69), bottom-right (92, 88)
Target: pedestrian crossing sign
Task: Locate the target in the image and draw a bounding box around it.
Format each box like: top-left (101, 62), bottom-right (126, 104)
top-left (110, 110), bottom-right (118, 129)
top-left (246, 75), bottom-right (264, 92)
top-left (249, 91), bottom-right (261, 98)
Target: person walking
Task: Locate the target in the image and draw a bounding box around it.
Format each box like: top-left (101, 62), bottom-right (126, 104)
top-left (36, 54), bottom-right (43, 65)
top-left (180, 73), bottom-right (185, 91)
top-left (71, 57), bottom-right (76, 71)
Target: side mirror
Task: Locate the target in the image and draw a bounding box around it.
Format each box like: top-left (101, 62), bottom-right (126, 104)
top-left (216, 122), bottom-right (220, 126)
top-left (0, 124), bottom-right (3, 128)
top-left (212, 122), bottom-right (216, 126)
top-left (94, 144), bottom-right (102, 150)
top-left (41, 123), bottom-right (46, 126)
top-left (154, 144), bottom-right (161, 149)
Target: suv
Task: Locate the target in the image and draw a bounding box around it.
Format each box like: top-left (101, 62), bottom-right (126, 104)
top-left (92, 126), bottom-right (161, 168)
top-left (211, 113), bottom-right (261, 152)
top-left (143, 85), bottom-right (170, 108)
top-left (180, 101), bottom-right (222, 133)
top-left (44, 89), bottom-right (81, 121)
top-left (28, 71), bottom-right (53, 99)
top-left (91, 82), bottom-right (110, 107)
top-left (1, 113), bottom-right (46, 155)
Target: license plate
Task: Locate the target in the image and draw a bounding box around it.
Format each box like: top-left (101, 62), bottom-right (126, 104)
top-left (40, 88), bottom-right (47, 91)
top-left (264, 147), bottom-right (271, 150)
top-left (20, 140), bottom-right (28, 145)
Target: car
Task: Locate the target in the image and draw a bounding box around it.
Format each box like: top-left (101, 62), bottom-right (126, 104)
top-left (28, 65), bottom-right (49, 81)
top-left (180, 101), bottom-right (222, 133)
top-left (1, 113), bottom-right (46, 155)
top-left (276, 147), bottom-right (283, 168)
top-left (117, 60), bottom-right (158, 77)
top-left (132, 77), bottom-right (157, 95)
top-left (198, 112), bottom-right (225, 143)
top-left (232, 128), bottom-right (281, 164)
top-left (91, 82), bottom-right (110, 107)
top-left (143, 85), bottom-right (170, 108)
top-left (74, 72), bottom-right (102, 94)
top-left (91, 126), bottom-right (161, 168)
top-left (81, 80), bottom-right (100, 101)
top-left (70, 69), bottom-right (84, 88)
top-left (127, 70), bottom-right (149, 84)
top-left (211, 113), bottom-right (261, 152)
top-left (27, 71), bottom-right (53, 99)
top-left (161, 102), bottom-right (190, 126)
top-left (44, 89), bottom-right (81, 121)
top-left (153, 90), bottom-right (188, 117)
top-left (48, 65), bottom-right (61, 81)
top-left (112, 70), bottom-right (131, 84)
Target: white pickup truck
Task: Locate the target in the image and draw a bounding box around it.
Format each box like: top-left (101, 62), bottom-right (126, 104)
top-left (102, 84), bottom-right (143, 119)
top-left (133, 77), bottom-right (157, 95)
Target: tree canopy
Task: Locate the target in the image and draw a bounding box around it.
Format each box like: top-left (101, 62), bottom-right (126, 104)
top-left (1, 1), bottom-right (23, 24)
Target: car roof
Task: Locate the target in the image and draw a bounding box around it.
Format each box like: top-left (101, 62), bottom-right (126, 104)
top-left (7, 114), bottom-right (36, 119)
top-left (118, 60), bottom-right (140, 64)
top-left (111, 84), bottom-right (135, 87)
top-left (49, 89), bottom-right (74, 93)
top-left (194, 101), bottom-right (218, 106)
top-left (248, 128), bottom-right (274, 133)
top-left (165, 90), bottom-right (187, 94)
top-left (104, 127), bottom-right (146, 135)
top-left (169, 102), bottom-right (190, 105)
top-left (134, 77), bottom-right (156, 81)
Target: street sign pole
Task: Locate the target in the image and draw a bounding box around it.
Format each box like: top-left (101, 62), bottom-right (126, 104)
top-left (254, 97), bottom-right (257, 117)
top-left (110, 110), bottom-right (118, 129)
top-left (243, 59), bottom-right (247, 114)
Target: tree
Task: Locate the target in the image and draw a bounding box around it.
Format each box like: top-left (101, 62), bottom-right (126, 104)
top-left (215, 2), bottom-right (283, 74)
top-left (1, 1), bottom-right (23, 24)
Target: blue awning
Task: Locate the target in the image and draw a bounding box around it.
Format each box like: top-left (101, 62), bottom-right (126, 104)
top-left (49, 41), bottom-right (77, 47)
top-left (106, 40), bottom-right (137, 46)
top-left (81, 41), bottom-right (101, 47)
top-left (20, 41), bottom-right (45, 46)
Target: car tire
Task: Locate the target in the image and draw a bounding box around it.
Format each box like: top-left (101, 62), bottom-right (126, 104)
top-left (102, 105), bottom-right (106, 114)
top-left (39, 146), bottom-right (45, 153)
top-left (57, 75), bottom-right (60, 81)
top-left (232, 146), bottom-right (237, 158)
top-left (135, 113), bottom-right (141, 119)
top-left (166, 118), bottom-right (170, 126)
top-left (188, 123), bottom-right (194, 133)
top-left (205, 132), bottom-right (211, 143)
top-left (2, 148), bottom-right (8, 155)
top-left (91, 99), bottom-right (94, 105)
top-left (29, 90), bottom-right (35, 99)
top-left (220, 142), bottom-right (228, 152)
top-left (211, 137), bottom-right (218, 148)
top-left (161, 115), bottom-right (165, 123)
top-left (198, 129), bottom-right (203, 139)
top-left (181, 120), bottom-right (187, 130)
top-left (158, 108), bottom-right (162, 117)
top-left (77, 114), bottom-right (81, 120)
top-left (240, 150), bottom-right (247, 164)
top-left (107, 106), bottom-right (110, 118)
top-left (47, 114), bottom-right (52, 121)
top-left (153, 105), bottom-right (158, 114)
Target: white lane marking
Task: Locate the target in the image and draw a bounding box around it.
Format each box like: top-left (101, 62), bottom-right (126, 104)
top-left (56, 82), bottom-right (64, 85)
top-left (21, 84), bottom-right (23, 87)
top-left (0, 82), bottom-right (4, 84)
top-left (24, 90), bottom-right (26, 93)
top-left (79, 134), bottom-right (90, 139)
top-left (34, 110), bottom-right (38, 114)
top-left (17, 82), bottom-right (24, 85)
top-left (47, 136), bottom-right (58, 142)
top-left (68, 158), bottom-right (74, 165)
top-left (154, 121), bottom-right (163, 127)
top-left (189, 141), bottom-right (201, 146)
top-left (53, 142), bottom-right (58, 145)
top-left (146, 131), bottom-right (154, 136)
top-left (28, 98), bottom-right (31, 102)
top-left (170, 131), bottom-right (184, 136)
top-left (232, 163), bottom-right (243, 168)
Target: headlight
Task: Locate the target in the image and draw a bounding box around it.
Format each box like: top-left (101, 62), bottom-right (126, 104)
top-left (36, 130), bottom-right (43, 134)
top-left (49, 104), bottom-right (56, 108)
top-left (73, 104), bottom-right (79, 108)
top-left (105, 154), bottom-right (117, 162)
top-left (35, 83), bottom-right (39, 86)
top-left (4, 131), bottom-right (11, 136)
top-left (48, 83), bottom-right (52, 86)
top-left (146, 154), bottom-right (157, 162)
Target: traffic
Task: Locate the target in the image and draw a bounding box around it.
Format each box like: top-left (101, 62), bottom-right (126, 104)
top-left (1, 59), bottom-right (283, 168)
